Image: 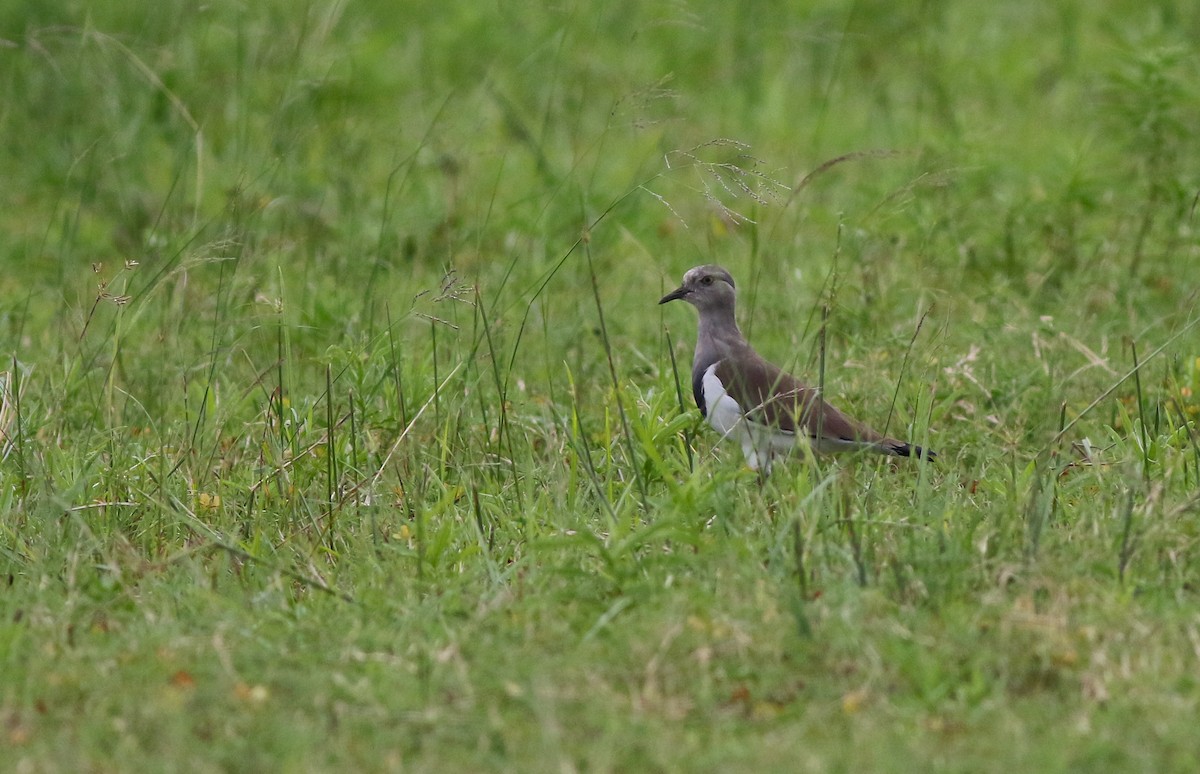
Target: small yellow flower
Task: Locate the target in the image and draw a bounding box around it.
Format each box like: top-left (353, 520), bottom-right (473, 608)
top-left (841, 688), bottom-right (869, 714)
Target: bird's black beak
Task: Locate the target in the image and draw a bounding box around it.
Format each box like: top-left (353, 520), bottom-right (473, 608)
top-left (659, 286), bottom-right (688, 305)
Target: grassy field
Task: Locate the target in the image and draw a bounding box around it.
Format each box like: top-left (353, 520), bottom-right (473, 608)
top-left (3, 0), bottom-right (1200, 770)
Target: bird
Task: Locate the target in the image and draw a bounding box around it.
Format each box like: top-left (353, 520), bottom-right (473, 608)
top-left (659, 264), bottom-right (936, 474)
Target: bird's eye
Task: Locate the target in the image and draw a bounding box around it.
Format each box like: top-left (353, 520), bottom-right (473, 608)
top-left (700, 275), bottom-right (713, 286)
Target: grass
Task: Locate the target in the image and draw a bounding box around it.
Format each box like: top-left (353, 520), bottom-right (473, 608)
top-left (3, 0), bottom-right (1200, 771)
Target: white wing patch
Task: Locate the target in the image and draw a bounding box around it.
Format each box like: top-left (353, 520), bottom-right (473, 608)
top-left (701, 364), bottom-right (744, 437)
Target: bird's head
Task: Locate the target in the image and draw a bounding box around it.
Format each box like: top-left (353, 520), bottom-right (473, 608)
top-left (658, 265), bottom-right (737, 314)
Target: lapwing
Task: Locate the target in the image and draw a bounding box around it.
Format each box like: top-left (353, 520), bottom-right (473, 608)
top-left (660, 264), bottom-right (935, 473)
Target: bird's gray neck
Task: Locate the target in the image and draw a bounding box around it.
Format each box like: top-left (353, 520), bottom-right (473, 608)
top-left (693, 308), bottom-right (745, 374)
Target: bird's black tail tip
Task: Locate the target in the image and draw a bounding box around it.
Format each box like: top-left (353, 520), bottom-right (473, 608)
top-left (891, 442), bottom-right (937, 461)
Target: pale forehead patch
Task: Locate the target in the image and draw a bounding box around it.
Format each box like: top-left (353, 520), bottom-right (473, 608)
top-left (683, 264), bottom-right (734, 288)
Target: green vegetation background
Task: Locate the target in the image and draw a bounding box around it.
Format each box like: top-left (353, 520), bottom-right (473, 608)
top-left (2, 0), bottom-right (1199, 770)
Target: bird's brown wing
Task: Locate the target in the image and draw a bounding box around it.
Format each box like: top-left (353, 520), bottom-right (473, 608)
top-left (714, 354), bottom-right (884, 444)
